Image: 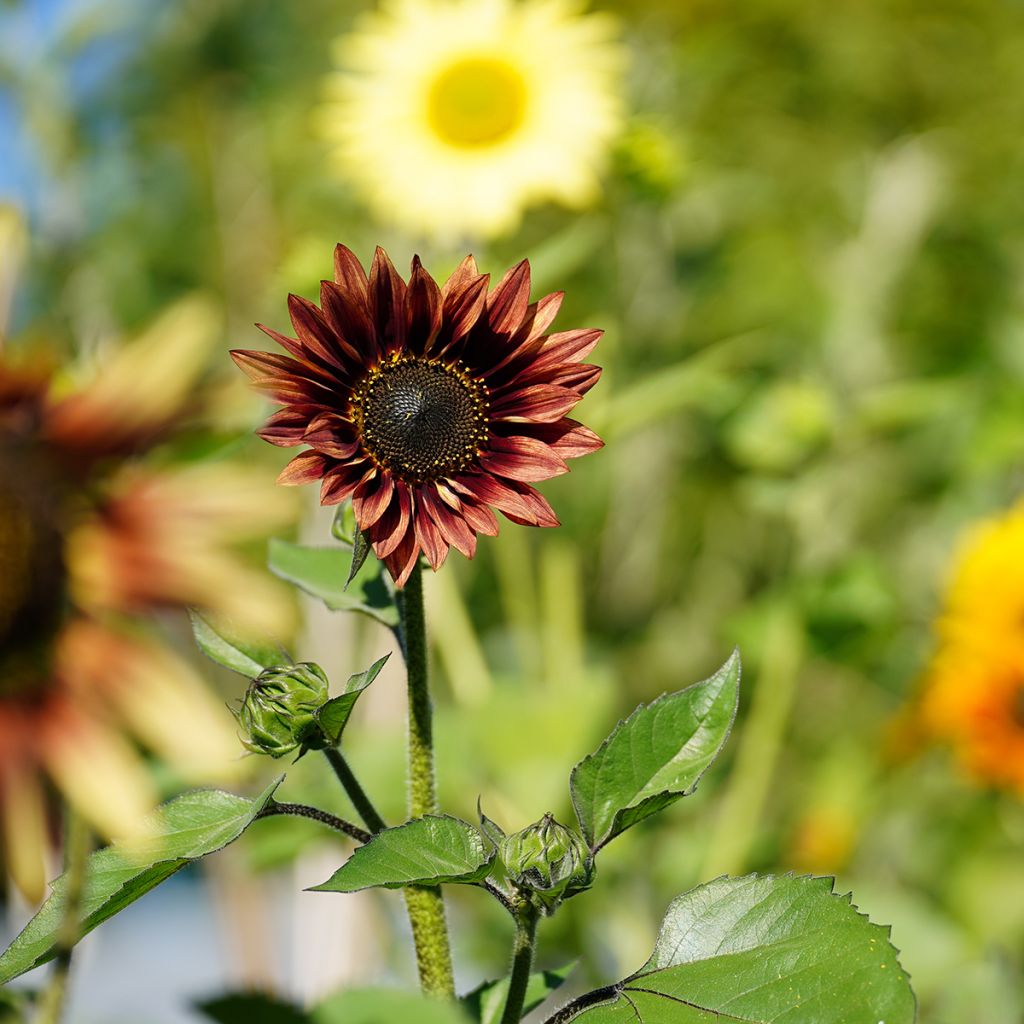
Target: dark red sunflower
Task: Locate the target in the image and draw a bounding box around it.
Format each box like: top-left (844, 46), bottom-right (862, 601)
top-left (232, 245), bottom-right (604, 585)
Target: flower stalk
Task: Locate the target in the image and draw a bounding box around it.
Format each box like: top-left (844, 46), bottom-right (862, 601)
top-left (323, 747), bottom-right (387, 835)
top-left (399, 561), bottom-right (455, 997)
top-left (500, 902), bottom-right (540, 1024)
top-left (37, 807), bottom-right (91, 1024)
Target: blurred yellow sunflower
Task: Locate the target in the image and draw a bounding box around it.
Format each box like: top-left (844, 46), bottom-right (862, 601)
top-left (0, 305), bottom-right (294, 902)
top-left (919, 502), bottom-right (1024, 793)
top-left (321, 0), bottom-right (624, 238)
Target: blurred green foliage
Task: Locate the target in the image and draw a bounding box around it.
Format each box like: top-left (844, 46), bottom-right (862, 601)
top-left (3, 0), bottom-right (1024, 1019)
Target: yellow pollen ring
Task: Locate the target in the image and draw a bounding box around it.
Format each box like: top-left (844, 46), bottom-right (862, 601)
top-left (425, 56), bottom-right (528, 149)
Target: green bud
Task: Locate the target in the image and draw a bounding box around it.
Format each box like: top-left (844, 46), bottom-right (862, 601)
top-left (235, 662), bottom-right (330, 758)
top-left (499, 813), bottom-right (594, 913)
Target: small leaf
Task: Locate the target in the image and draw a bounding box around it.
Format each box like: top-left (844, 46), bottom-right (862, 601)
top-left (462, 963), bottom-right (575, 1024)
top-left (314, 654), bottom-right (391, 746)
top-left (570, 651), bottom-right (740, 851)
top-left (190, 611), bottom-right (289, 678)
top-left (313, 988), bottom-right (470, 1024)
top-left (197, 993), bottom-right (310, 1024)
top-left (476, 798), bottom-right (506, 850)
top-left (331, 503), bottom-right (355, 544)
top-left (0, 779), bottom-right (283, 984)
top-left (346, 530), bottom-right (372, 589)
top-left (546, 874), bottom-right (916, 1024)
top-left (310, 815), bottom-right (492, 892)
top-left (269, 539), bottom-right (398, 628)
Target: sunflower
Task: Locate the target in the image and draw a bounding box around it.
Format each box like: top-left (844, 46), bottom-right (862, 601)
top-left (919, 502), bottom-right (1024, 793)
top-left (0, 317), bottom-right (294, 902)
top-left (321, 0), bottom-right (624, 238)
top-left (232, 244), bottom-right (603, 586)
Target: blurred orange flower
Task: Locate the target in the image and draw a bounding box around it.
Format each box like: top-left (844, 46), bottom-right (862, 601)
top-left (0, 311), bottom-right (294, 902)
top-left (920, 503), bottom-right (1024, 794)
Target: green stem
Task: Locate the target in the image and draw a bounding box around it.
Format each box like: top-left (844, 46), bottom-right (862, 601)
top-left (37, 808), bottom-right (91, 1024)
top-left (500, 904), bottom-right (540, 1024)
top-left (323, 747), bottom-right (386, 834)
top-left (398, 561), bottom-right (455, 998)
top-left (257, 800), bottom-right (371, 843)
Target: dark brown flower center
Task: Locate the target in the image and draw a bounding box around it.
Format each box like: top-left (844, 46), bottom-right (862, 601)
top-left (0, 440), bottom-right (67, 701)
top-left (353, 357), bottom-right (488, 483)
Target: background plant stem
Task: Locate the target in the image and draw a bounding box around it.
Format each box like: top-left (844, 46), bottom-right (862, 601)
top-left (323, 747), bottom-right (386, 834)
top-left (399, 561), bottom-right (455, 997)
top-left (37, 807), bottom-right (91, 1024)
top-left (500, 904), bottom-right (540, 1024)
top-left (700, 604), bottom-right (804, 876)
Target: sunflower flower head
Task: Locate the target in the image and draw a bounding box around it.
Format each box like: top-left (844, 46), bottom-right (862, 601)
top-left (233, 245), bottom-right (604, 586)
top-left (919, 502), bottom-right (1024, 794)
top-left (0, 310), bottom-right (294, 902)
top-left (321, 0), bottom-right (624, 238)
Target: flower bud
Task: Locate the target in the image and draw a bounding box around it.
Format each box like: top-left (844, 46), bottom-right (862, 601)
top-left (235, 662), bottom-right (330, 758)
top-left (499, 813), bottom-right (594, 913)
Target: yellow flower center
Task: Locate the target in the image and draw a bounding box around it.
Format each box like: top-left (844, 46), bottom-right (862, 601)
top-left (426, 56), bottom-right (528, 148)
top-left (352, 357), bottom-right (489, 483)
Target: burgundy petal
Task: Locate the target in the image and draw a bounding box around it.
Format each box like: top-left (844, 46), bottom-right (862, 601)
top-left (437, 273), bottom-right (490, 356)
top-left (333, 243), bottom-right (370, 303)
top-left (523, 291), bottom-right (565, 342)
top-left (406, 256), bottom-right (443, 355)
top-left (487, 260), bottom-right (531, 337)
top-left (353, 470), bottom-right (395, 529)
top-left (368, 246), bottom-right (408, 355)
top-left (413, 502), bottom-right (449, 570)
top-left (421, 486), bottom-right (476, 558)
top-left (510, 418), bottom-right (604, 459)
top-left (319, 281), bottom-right (376, 364)
top-left (257, 407), bottom-right (318, 447)
top-left (450, 473), bottom-right (547, 526)
top-left (320, 463), bottom-right (371, 506)
top-left (478, 435), bottom-right (569, 482)
top-left (532, 328), bottom-right (603, 371)
top-left (303, 412), bottom-right (360, 459)
top-left (458, 497), bottom-right (500, 537)
top-left (287, 294), bottom-right (354, 372)
top-left (371, 483), bottom-right (413, 559)
top-left (384, 527), bottom-right (420, 588)
top-left (277, 451), bottom-right (330, 486)
top-left (491, 384), bottom-right (582, 423)
top-left (440, 254), bottom-right (480, 298)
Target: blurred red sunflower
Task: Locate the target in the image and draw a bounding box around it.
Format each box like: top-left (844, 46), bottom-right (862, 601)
top-left (0, 311), bottom-right (293, 902)
top-left (232, 245), bottom-right (604, 585)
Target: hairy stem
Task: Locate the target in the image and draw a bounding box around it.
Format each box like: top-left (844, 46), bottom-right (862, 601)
top-left (399, 561), bottom-right (455, 998)
top-left (543, 985), bottom-right (620, 1024)
top-left (257, 800), bottom-right (371, 843)
top-left (37, 808), bottom-right (91, 1024)
top-left (323, 747), bottom-right (386, 834)
top-left (500, 904), bottom-right (540, 1024)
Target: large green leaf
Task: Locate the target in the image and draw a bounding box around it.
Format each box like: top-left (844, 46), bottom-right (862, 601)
top-left (314, 654), bottom-right (390, 746)
top-left (310, 815), bottom-right (492, 892)
top-left (462, 963), bottom-right (576, 1024)
top-left (0, 779), bottom-right (282, 984)
top-left (268, 539), bottom-right (398, 628)
top-left (313, 988), bottom-right (470, 1024)
top-left (190, 611), bottom-right (290, 678)
top-left (547, 874), bottom-right (916, 1024)
top-left (570, 652), bottom-right (740, 851)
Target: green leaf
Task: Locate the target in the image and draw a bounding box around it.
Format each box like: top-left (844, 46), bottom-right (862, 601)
top-left (546, 874), bottom-right (916, 1024)
top-left (197, 993), bottom-right (310, 1024)
top-left (462, 963), bottom-right (575, 1024)
top-left (268, 539), bottom-right (398, 628)
top-left (0, 779), bottom-right (283, 984)
top-left (313, 988), bottom-right (470, 1024)
top-left (190, 611), bottom-right (290, 678)
top-left (314, 654), bottom-right (391, 745)
top-left (570, 651), bottom-right (740, 851)
top-left (310, 815), bottom-right (493, 892)
top-left (346, 529), bottom-right (372, 589)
